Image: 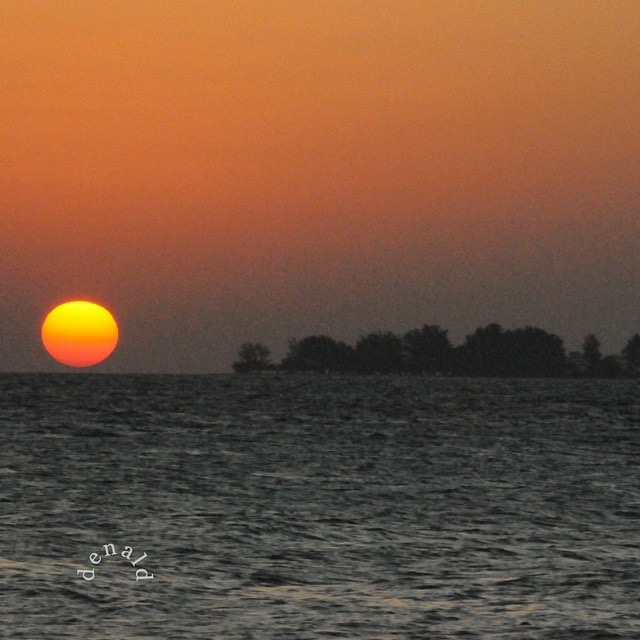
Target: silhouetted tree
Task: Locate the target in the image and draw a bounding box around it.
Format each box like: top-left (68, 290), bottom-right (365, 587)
top-left (281, 335), bottom-right (355, 372)
top-left (599, 355), bottom-right (623, 378)
top-left (403, 324), bottom-right (453, 374)
top-left (355, 331), bottom-right (404, 374)
top-left (622, 334), bottom-right (640, 377)
top-left (232, 342), bottom-right (272, 373)
top-left (454, 324), bottom-right (567, 377)
top-left (582, 334), bottom-right (602, 377)
top-left (456, 324), bottom-right (508, 376)
top-left (566, 351), bottom-right (586, 377)
top-left (503, 326), bottom-right (567, 377)
top-left (231, 323), bottom-right (634, 379)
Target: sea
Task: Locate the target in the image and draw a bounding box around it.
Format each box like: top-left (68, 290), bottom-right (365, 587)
top-left (1, 373), bottom-right (639, 639)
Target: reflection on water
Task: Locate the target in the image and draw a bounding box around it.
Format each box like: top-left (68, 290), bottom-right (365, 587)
top-left (1, 374), bottom-right (639, 638)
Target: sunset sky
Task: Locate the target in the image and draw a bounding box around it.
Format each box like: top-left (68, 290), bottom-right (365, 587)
top-left (2, 0), bottom-right (639, 373)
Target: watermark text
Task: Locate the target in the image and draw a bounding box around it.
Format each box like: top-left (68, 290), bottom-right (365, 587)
top-left (76, 542), bottom-right (154, 582)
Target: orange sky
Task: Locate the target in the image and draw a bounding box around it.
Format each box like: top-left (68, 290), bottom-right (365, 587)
top-left (2, 0), bottom-right (640, 372)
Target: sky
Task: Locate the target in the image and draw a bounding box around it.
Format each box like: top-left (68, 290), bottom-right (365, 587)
top-left (2, 0), bottom-right (640, 373)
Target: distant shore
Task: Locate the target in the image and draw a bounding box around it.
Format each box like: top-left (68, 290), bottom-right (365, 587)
top-left (232, 323), bottom-right (640, 379)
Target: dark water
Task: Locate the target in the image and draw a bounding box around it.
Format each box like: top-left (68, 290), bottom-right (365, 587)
top-left (1, 373), bottom-right (639, 639)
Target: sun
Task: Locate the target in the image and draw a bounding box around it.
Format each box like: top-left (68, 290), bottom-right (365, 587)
top-left (41, 301), bottom-right (119, 368)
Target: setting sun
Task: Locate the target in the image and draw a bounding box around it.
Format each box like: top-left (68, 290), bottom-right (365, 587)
top-left (41, 301), bottom-right (119, 368)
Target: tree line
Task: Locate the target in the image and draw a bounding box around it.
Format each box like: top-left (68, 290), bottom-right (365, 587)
top-left (232, 324), bottom-right (640, 378)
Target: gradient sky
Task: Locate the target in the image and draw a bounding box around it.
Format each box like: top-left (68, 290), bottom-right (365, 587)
top-left (2, 0), bottom-right (640, 373)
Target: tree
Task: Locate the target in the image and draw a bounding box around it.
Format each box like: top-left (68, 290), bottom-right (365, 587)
top-left (403, 324), bottom-right (453, 374)
top-left (599, 355), bottom-right (623, 378)
top-left (281, 335), bottom-right (355, 372)
top-left (566, 350), bottom-right (586, 377)
top-left (456, 323), bottom-right (508, 376)
top-left (355, 331), bottom-right (404, 374)
top-left (232, 342), bottom-right (272, 373)
top-left (455, 324), bottom-right (567, 377)
top-left (622, 334), bottom-right (640, 377)
top-left (503, 326), bottom-right (567, 377)
top-left (582, 334), bottom-right (602, 377)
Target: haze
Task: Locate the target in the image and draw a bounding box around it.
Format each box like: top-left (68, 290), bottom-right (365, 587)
top-left (2, 1), bottom-right (639, 373)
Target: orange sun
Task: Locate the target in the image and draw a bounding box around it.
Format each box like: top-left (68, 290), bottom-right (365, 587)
top-left (41, 301), bottom-right (119, 368)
